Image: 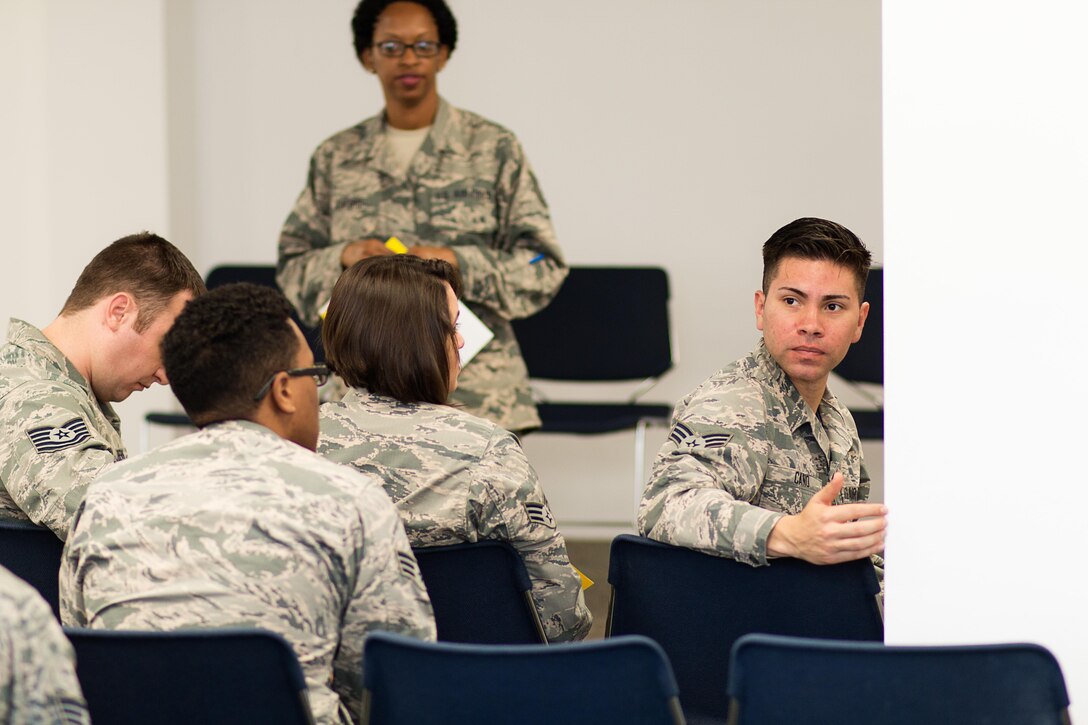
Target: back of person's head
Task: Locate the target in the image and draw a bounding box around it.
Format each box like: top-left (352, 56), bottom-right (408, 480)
top-left (762, 217), bottom-right (872, 298)
top-left (60, 232), bottom-right (206, 331)
top-left (162, 283), bottom-right (299, 426)
top-left (323, 255), bottom-right (462, 405)
top-left (352, 0), bottom-right (458, 58)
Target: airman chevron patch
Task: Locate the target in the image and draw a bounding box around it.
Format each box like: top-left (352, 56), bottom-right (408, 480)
top-left (524, 502), bottom-right (556, 529)
top-left (27, 418), bottom-right (91, 454)
top-left (668, 422), bottom-right (695, 446)
top-left (701, 433), bottom-right (732, 448)
top-left (397, 550), bottom-right (420, 581)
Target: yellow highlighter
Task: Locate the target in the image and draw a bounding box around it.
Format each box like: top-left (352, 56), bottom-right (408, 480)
top-left (572, 565), bottom-right (594, 590)
top-left (385, 236), bottom-right (408, 254)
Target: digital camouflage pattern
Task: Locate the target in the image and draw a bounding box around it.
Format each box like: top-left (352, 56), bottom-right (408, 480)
top-left (0, 564), bottom-right (90, 725)
top-left (60, 420), bottom-right (435, 725)
top-left (639, 341), bottom-right (870, 567)
top-left (277, 98), bottom-right (567, 432)
top-left (0, 319), bottom-right (125, 538)
top-left (318, 389), bottom-right (592, 643)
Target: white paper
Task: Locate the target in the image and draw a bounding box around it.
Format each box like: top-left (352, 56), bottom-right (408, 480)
top-left (457, 301), bottom-right (493, 367)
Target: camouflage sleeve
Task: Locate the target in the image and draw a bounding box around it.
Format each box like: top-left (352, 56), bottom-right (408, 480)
top-left (57, 503), bottom-right (88, 627)
top-left (332, 486), bottom-right (435, 717)
top-left (467, 429), bottom-right (592, 643)
top-left (1, 568), bottom-right (90, 724)
top-left (0, 385), bottom-right (118, 539)
top-left (276, 145), bottom-right (348, 326)
top-left (637, 392), bottom-right (783, 568)
top-left (451, 137), bottom-right (568, 321)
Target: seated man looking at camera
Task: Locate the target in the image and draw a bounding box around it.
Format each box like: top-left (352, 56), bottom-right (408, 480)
top-left (60, 283), bottom-right (435, 725)
top-left (639, 218), bottom-right (887, 569)
top-left (0, 232), bottom-right (204, 538)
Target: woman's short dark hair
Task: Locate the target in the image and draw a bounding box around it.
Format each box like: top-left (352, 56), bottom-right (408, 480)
top-left (323, 255), bottom-right (462, 405)
top-left (162, 283), bottom-right (299, 426)
top-left (352, 0), bottom-right (458, 58)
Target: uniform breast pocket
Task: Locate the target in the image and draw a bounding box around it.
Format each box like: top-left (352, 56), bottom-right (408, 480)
top-left (423, 180), bottom-right (498, 236)
top-left (756, 463), bottom-right (823, 514)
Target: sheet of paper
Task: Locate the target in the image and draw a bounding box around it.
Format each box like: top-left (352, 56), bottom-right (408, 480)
top-left (457, 301), bottom-right (493, 367)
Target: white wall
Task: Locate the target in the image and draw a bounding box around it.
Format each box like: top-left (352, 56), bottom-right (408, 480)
top-left (883, 0), bottom-right (1088, 712)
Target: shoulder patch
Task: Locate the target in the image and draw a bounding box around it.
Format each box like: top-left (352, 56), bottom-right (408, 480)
top-left (524, 502), bottom-right (556, 529)
top-left (397, 550), bottom-right (421, 581)
top-left (26, 418), bottom-right (92, 454)
top-left (668, 422), bottom-right (731, 449)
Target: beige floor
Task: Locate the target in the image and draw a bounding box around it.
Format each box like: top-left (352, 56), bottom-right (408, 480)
top-left (565, 539), bottom-right (612, 640)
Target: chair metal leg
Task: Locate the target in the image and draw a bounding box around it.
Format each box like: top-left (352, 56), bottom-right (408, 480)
top-left (634, 418), bottom-right (648, 528)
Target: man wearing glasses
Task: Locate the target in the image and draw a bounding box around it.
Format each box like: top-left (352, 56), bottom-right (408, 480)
top-left (60, 283), bottom-right (435, 725)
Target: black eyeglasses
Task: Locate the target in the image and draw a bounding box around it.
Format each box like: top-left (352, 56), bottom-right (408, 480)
top-left (253, 365), bottom-right (329, 401)
top-left (374, 40), bottom-right (441, 58)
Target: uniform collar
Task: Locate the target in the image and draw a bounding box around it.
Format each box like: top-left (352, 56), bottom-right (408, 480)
top-left (361, 97), bottom-right (458, 179)
top-left (750, 339), bottom-right (847, 435)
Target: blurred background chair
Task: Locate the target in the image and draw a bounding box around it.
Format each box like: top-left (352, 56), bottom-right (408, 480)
top-left (361, 631), bottom-right (685, 725)
top-left (0, 520), bottom-right (64, 618)
top-left (606, 534), bottom-right (883, 724)
top-left (727, 633), bottom-right (1070, 725)
top-left (511, 267), bottom-right (674, 521)
top-left (412, 541), bottom-right (547, 644)
top-left (141, 264), bottom-right (322, 449)
top-left (834, 266), bottom-right (883, 440)
top-left (66, 628), bottom-right (314, 725)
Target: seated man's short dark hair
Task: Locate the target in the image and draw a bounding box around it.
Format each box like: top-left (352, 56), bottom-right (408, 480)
top-left (162, 283), bottom-right (299, 426)
top-left (61, 231), bottom-right (206, 331)
top-left (762, 217), bottom-right (872, 298)
top-left (352, 0), bottom-right (458, 58)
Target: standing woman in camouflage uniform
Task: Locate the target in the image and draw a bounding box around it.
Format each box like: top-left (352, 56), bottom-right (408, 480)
top-left (318, 256), bottom-right (592, 643)
top-left (278, 0), bottom-right (566, 433)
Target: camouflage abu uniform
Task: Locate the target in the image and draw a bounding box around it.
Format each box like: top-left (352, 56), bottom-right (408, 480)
top-left (60, 420), bottom-right (435, 725)
top-left (319, 389), bottom-right (592, 643)
top-left (0, 564), bottom-right (89, 725)
top-left (0, 319), bottom-right (125, 538)
top-left (639, 341), bottom-right (869, 566)
top-left (278, 98), bottom-right (567, 432)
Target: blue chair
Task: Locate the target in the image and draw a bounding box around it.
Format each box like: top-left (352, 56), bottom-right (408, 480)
top-left (727, 633), bottom-right (1071, 725)
top-left (511, 267), bottom-right (674, 522)
top-left (65, 628), bottom-right (315, 725)
top-left (412, 541), bottom-right (547, 644)
top-left (606, 535), bottom-right (882, 724)
top-left (0, 520), bottom-right (64, 618)
top-left (361, 631), bottom-right (685, 725)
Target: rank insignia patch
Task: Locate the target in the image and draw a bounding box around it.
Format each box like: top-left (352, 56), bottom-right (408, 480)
top-left (397, 550), bottom-right (420, 581)
top-left (27, 418), bottom-right (91, 454)
top-left (524, 502), bottom-right (556, 529)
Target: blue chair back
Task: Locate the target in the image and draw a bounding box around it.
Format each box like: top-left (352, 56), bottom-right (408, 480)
top-left (0, 520), bottom-right (64, 618)
top-left (361, 631), bottom-right (685, 725)
top-left (727, 633), bottom-right (1070, 725)
top-left (412, 541), bottom-right (547, 644)
top-left (65, 628), bottom-right (314, 725)
top-left (607, 535), bottom-right (882, 723)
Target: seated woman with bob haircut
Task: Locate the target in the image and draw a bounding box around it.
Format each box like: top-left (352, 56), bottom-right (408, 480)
top-left (317, 255), bottom-right (592, 643)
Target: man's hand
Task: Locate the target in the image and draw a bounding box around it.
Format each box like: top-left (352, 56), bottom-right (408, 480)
top-left (766, 473), bottom-right (887, 564)
top-left (340, 239), bottom-right (393, 268)
top-left (408, 245), bottom-right (459, 268)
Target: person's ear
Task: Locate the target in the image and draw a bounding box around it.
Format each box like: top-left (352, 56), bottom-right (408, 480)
top-left (754, 289), bottom-right (767, 332)
top-left (268, 373), bottom-right (299, 415)
top-left (436, 46), bottom-right (449, 72)
top-left (361, 49), bottom-right (375, 73)
top-left (853, 301), bottom-right (870, 343)
top-left (105, 293), bottom-right (136, 333)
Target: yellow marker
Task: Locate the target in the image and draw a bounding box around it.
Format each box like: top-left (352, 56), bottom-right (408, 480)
top-left (385, 236), bottom-right (408, 254)
top-left (572, 565), bottom-right (594, 590)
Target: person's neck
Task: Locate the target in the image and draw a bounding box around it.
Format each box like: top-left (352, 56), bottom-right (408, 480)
top-left (385, 94), bottom-right (438, 130)
top-left (41, 315), bottom-right (94, 388)
top-left (792, 377), bottom-right (827, 414)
